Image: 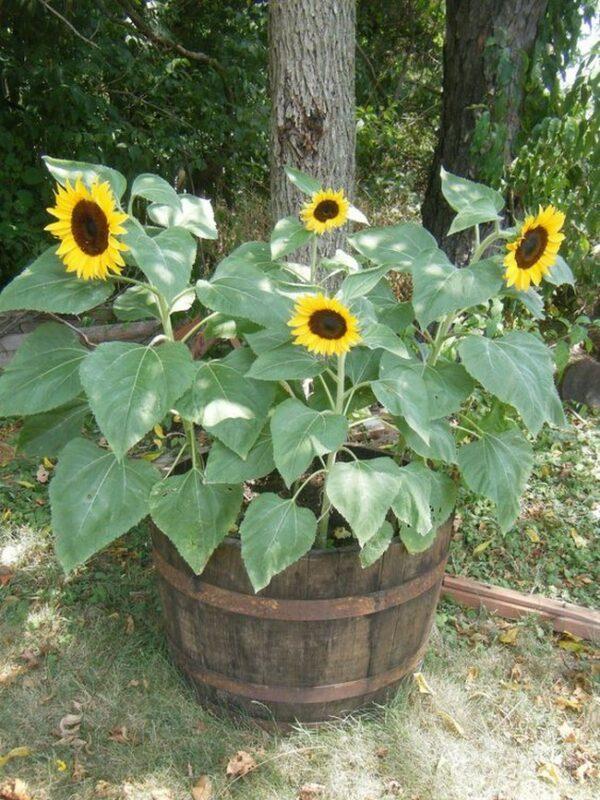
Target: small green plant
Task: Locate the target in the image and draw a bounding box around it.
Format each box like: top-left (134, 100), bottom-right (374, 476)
top-left (0, 159), bottom-right (574, 592)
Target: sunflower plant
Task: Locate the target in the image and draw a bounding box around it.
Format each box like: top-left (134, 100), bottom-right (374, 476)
top-left (0, 158), bottom-right (574, 594)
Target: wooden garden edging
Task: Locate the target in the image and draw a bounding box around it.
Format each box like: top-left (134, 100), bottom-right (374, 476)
top-left (442, 574), bottom-right (600, 641)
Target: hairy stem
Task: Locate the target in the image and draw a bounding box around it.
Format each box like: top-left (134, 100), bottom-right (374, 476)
top-left (316, 352), bottom-right (346, 547)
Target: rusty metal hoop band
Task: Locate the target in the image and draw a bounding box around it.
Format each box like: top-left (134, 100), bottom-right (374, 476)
top-left (168, 638), bottom-right (428, 704)
top-left (153, 549), bottom-right (447, 621)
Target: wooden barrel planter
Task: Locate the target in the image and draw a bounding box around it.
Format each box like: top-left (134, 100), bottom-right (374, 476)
top-left (151, 518), bottom-right (452, 723)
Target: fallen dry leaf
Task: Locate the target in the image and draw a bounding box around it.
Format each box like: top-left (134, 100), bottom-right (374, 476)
top-left (536, 761), bottom-right (561, 786)
top-left (0, 566), bottom-right (13, 587)
top-left (298, 784), bottom-right (325, 800)
top-left (498, 627), bottom-right (519, 646)
top-left (465, 666), bottom-right (479, 683)
top-left (524, 527), bottom-right (540, 543)
top-left (558, 721), bottom-right (577, 743)
top-left (436, 709), bottom-right (465, 737)
top-left (375, 746), bottom-right (389, 759)
top-left (191, 775), bottom-right (213, 800)
top-left (225, 750), bottom-right (257, 778)
top-left (0, 747), bottom-right (32, 769)
top-left (108, 726), bottom-right (129, 744)
top-left (0, 778), bottom-right (31, 800)
top-left (383, 779), bottom-right (402, 796)
top-left (569, 530), bottom-right (588, 548)
top-left (125, 615), bottom-right (135, 634)
top-left (413, 672), bottom-right (434, 695)
top-left (472, 539), bottom-right (493, 556)
top-left (94, 781), bottom-right (118, 798)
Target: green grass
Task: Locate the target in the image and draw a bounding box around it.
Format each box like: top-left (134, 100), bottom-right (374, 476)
top-left (1, 521), bottom-right (598, 800)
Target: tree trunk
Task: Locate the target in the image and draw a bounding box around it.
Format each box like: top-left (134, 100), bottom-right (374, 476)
top-left (269, 0), bottom-right (356, 258)
top-left (421, 0), bottom-right (548, 262)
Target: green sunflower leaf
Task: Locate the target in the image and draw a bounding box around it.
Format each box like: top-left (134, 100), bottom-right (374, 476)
top-left (240, 493), bottom-right (317, 592)
top-left (326, 457), bottom-right (402, 545)
top-left (412, 254), bottom-right (504, 329)
top-left (196, 262), bottom-right (293, 327)
top-left (204, 429), bottom-right (275, 484)
top-left (176, 348), bottom-right (275, 458)
top-left (0, 323), bottom-right (88, 416)
top-left (441, 167), bottom-right (504, 233)
top-left (458, 332), bottom-right (566, 435)
top-left (130, 173), bottom-right (181, 211)
top-left (383, 357), bottom-right (473, 419)
top-left (43, 155), bottom-right (127, 200)
top-left (391, 462), bottom-right (432, 535)
top-left (80, 341), bottom-right (195, 460)
top-left (17, 399), bottom-right (89, 458)
top-left (458, 427), bottom-right (533, 532)
top-left (150, 469), bottom-right (242, 574)
top-left (284, 166), bottom-right (322, 195)
top-left (148, 195), bottom-right (218, 240)
top-left (397, 418), bottom-right (458, 464)
top-left (0, 247), bottom-right (113, 315)
top-left (360, 520), bottom-right (394, 568)
top-left (270, 216), bottom-right (313, 260)
top-left (112, 285), bottom-right (162, 322)
top-left (270, 398), bottom-right (348, 487)
top-left (545, 255), bottom-right (575, 287)
top-left (123, 220), bottom-right (197, 307)
top-left (398, 470), bottom-right (456, 554)
top-left (246, 342), bottom-right (326, 381)
top-left (50, 438), bottom-right (158, 572)
top-left (372, 355), bottom-right (430, 444)
top-left (348, 222), bottom-right (438, 269)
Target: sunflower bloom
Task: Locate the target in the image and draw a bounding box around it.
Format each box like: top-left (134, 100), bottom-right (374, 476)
top-left (504, 205), bottom-right (565, 292)
top-left (300, 189), bottom-right (349, 235)
top-left (288, 293), bottom-right (361, 357)
top-left (45, 179), bottom-right (128, 280)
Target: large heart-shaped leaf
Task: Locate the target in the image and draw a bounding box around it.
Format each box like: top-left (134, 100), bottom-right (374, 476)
top-left (240, 493), bottom-right (317, 592)
top-left (373, 355), bottom-right (430, 444)
top-left (124, 220), bottom-right (196, 306)
top-left (130, 173), bottom-right (181, 211)
top-left (458, 332), bottom-right (565, 435)
top-left (18, 399), bottom-right (89, 458)
top-left (196, 262), bottom-right (293, 327)
top-left (246, 342), bottom-right (326, 380)
top-left (270, 398), bottom-right (347, 487)
top-left (412, 255), bottom-right (504, 328)
top-left (382, 357), bottom-right (474, 419)
top-left (80, 341), bottom-right (195, 459)
top-left (359, 521), bottom-right (394, 568)
top-left (50, 438), bottom-right (157, 571)
top-left (204, 428), bottom-right (275, 484)
top-left (176, 349), bottom-right (275, 458)
top-left (43, 155), bottom-right (126, 200)
top-left (441, 168), bottom-right (504, 233)
top-left (0, 248), bottom-right (113, 315)
top-left (391, 462), bottom-right (432, 534)
top-left (397, 418), bottom-right (458, 464)
top-left (0, 323), bottom-right (88, 416)
top-left (348, 222), bottom-right (437, 269)
top-left (398, 470), bottom-right (456, 553)
top-left (545, 255), bottom-right (575, 287)
top-left (326, 457), bottom-right (402, 545)
top-left (148, 194), bottom-right (217, 240)
top-left (270, 216), bottom-right (313, 260)
top-left (150, 469), bottom-right (242, 574)
top-left (458, 427), bottom-right (533, 532)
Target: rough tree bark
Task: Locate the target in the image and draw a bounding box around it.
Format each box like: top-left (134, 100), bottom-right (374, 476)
top-left (421, 0), bottom-right (548, 261)
top-left (269, 0), bottom-right (356, 257)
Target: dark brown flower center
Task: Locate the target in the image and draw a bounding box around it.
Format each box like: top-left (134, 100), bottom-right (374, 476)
top-left (313, 199), bottom-right (340, 222)
top-left (308, 309), bottom-right (347, 340)
top-left (515, 226), bottom-right (548, 269)
top-left (71, 200), bottom-right (109, 256)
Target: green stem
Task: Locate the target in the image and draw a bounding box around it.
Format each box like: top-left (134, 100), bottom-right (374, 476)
top-left (474, 224), bottom-right (481, 249)
top-left (316, 352), bottom-right (346, 547)
top-left (184, 419), bottom-right (199, 470)
top-left (471, 229), bottom-right (512, 264)
top-left (428, 312), bottom-right (454, 365)
top-left (292, 469), bottom-right (326, 503)
top-left (310, 235), bottom-right (319, 284)
top-left (318, 373), bottom-right (335, 410)
top-left (179, 312), bottom-right (219, 344)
